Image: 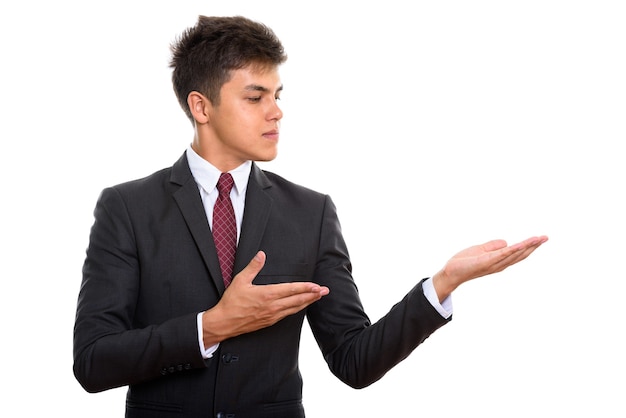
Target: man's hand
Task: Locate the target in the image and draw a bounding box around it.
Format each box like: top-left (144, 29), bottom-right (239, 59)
top-left (432, 235), bottom-right (549, 302)
top-left (202, 251), bottom-right (329, 347)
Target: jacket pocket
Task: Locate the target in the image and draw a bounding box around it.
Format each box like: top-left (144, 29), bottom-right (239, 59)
top-left (255, 262), bottom-right (310, 284)
top-left (262, 398), bottom-right (305, 418)
top-left (126, 398), bottom-right (183, 415)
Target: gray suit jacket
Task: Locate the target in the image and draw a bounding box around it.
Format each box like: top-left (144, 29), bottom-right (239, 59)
top-left (73, 153), bottom-right (450, 417)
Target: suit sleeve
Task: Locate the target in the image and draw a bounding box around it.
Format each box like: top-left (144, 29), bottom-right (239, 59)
top-left (73, 187), bottom-right (206, 393)
top-left (306, 195), bottom-right (451, 389)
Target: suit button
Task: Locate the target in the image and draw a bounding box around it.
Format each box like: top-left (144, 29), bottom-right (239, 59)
top-left (221, 353), bottom-right (239, 364)
top-left (168, 366), bottom-right (175, 373)
top-left (216, 413), bottom-right (235, 418)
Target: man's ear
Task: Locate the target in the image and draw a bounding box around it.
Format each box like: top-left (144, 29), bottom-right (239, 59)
top-left (187, 91), bottom-right (211, 124)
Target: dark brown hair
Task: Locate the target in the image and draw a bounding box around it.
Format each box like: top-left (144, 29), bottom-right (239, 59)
top-left (169, 15), bottom-right (288, 123)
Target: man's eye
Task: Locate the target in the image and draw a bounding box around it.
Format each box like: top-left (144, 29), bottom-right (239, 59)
top-left (248, 97), bottom-right (261, 102)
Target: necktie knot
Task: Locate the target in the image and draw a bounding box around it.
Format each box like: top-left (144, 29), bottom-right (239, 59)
top-left (217, 173), bottom-right (234, 197)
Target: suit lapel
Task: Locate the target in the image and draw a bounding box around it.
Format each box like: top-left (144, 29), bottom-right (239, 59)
top-left (234, 163), bottom-right (273, 276)
top-left (170, 155), bottom-right (273, 293)
top-left (170, 153), bottom-right (225, 292)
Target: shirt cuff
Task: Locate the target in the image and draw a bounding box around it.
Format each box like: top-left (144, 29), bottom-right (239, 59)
top-left (197, 312), bottom-right (220, 359)
top-left (422, 277), bottom-right (453, 319)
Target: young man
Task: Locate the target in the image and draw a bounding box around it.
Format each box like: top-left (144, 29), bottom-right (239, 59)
top-left (73, 15), bottom-right (548, 418)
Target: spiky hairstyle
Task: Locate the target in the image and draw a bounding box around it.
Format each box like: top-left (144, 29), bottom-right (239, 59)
top-left (169, 15), bottom-right (287, 123)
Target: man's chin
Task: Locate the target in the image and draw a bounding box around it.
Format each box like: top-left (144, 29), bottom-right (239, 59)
top-left (255, 151), bottom-right (278, 162)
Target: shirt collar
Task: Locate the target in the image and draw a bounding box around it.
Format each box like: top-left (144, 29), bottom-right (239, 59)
top-left (186, 145), bottom-right (252, 196)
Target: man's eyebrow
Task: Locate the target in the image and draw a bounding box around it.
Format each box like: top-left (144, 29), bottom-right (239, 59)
top-left (244, 84), bottom-right (284, 93)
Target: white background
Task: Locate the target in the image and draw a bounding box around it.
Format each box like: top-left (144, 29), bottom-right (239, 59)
top-left (1, 1), bottom-right (624, 416)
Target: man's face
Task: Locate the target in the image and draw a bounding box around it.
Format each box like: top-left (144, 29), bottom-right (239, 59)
top-left (206, 65), bottom-right (283, 168)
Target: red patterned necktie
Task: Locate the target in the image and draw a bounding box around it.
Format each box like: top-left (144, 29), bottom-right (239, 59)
top-left (212, 173), bottom-right (237, 287)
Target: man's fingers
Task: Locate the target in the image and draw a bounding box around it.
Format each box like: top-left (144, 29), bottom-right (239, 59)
top-left (509, 235), bottom-right (549, 252)
top-left (490, 237), bottom-right (548, 272)
top-left (267, 284), bottom-right (330, 315)
top-left (265, 282), bottom-right (330, 300)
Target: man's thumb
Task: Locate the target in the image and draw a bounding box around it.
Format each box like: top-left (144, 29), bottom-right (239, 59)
top-left (233, 251), bottom-right (266, 285)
